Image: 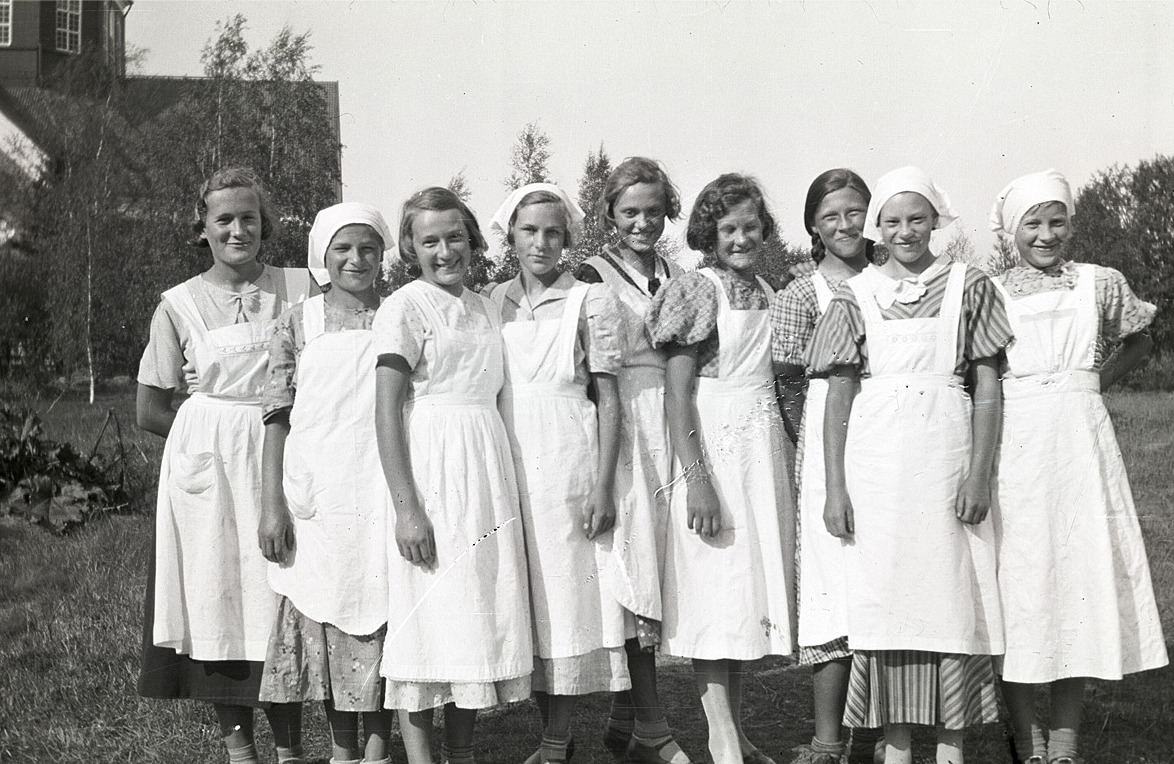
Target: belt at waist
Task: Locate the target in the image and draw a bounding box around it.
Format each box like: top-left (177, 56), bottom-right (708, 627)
top-left (860, 372), bottom-right (964, 391)
top-left (407, 393), bottom-right (496, 408)
top-left (185, 392), bottom-right (263, 407)
top-left (499, 382), bottom-right (587, 400)
top-left (1003, 369), bottom-right (1100, 399)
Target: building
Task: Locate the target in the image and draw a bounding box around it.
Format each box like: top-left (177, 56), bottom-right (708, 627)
top-left (0, 0), bottom-right (130, 89)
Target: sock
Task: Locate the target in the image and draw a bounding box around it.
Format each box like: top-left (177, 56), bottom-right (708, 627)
top-left (1011, 724), bottom-right (1046, 761)
top-left (360, 758), bottom-right (392, 764)
top-left (632, 719), bottom-right (690, 764)
top-left (1047, 728), bottom-right (1078, 762)
top-left (227, 743), bottom-right (260, 764)
top-left (277, 745), bottom-right (305, 763)
top-left (1032, 726), bottom-right (1047, 759)
top-left (540, 733), bottom-right (570, 763)
top-left (812, 736), bottom-right (847, 757)
top-left (442, 743), bottom-right (475, 764)
top-left (330, 759), bottom-right (361, 764)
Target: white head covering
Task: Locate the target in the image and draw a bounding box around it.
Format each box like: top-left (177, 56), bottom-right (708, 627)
top-left (490, 182), bottom-right (586, 240)
top-left (989, 169), bottom-right (1073, 237)
top-left (307, 202), bottom-right (393, 285)
top-left (863, 166), bottom-right (959, 242)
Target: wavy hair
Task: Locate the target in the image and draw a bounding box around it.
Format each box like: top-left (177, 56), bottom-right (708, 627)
top-left (397, 187), bottom-right (488, 261)
top-left (686, 173), bottom-right (776, 258)
top-left (190, 167), bottom-right (280, 247)
top-left (596, 156), bottom-right (682, 232)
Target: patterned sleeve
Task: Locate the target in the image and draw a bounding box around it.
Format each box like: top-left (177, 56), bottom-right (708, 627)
top-left (961, 268), bottom-right (1014, 361)
top-left (372, 291), bottom-right (428, 368)
top-left (136, 300), bottom-right (189, 391)
top-left (804, 286), bottom-right (866, 373)
top-left (770, 277), bottom-right (819, 367)
top-left (1096, 265), bottom-right (1157, 342)
top-left (261, 304), bottom-right (302, 425)
top-left (645, 270), bottom-right (719, 349)
top-left (582, 283), bottom-right (624, 374)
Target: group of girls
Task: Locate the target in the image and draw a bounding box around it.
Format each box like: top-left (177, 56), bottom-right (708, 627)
top-left (135, 159), bottom-right (1166, 764)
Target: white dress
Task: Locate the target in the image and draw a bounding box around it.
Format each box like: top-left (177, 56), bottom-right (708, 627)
top-left (152, 268), bottom-right (311, 661)
top-left (993, 264), bottom-right (1168, 682)
top-left (374, 280), bottom-right (532, 712)
top-left (267, 294), bottom-right (388, 637)
top-left (843, 263), bottom-right (1003, 655)
top-left (660, 268), bottom-right (795, 660)
top-left (494, 279), bottom-right (630, 695)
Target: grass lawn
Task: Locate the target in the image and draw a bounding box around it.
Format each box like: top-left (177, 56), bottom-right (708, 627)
top-left (1, 389), bottom-right (1172, 763)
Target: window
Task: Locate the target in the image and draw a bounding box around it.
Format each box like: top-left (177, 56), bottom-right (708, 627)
top-left (55, 0), bottom-right (81, 54)
top-left (0, 0), bottom-right (13, 48)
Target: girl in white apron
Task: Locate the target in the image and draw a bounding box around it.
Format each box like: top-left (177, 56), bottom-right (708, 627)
top-left (256, 203), bottom-right (395, 764)
top-left (770, 169), bottom-right (879, 764)
top-left (574, 157), bottom-right (692, 764)
top-left (807, 166), bottom-right (1010, 764)
top-left (373, 187), bottom-right (532, 764)
top-left (135, 168), bottom-right (311, 764)
top-left (488, 183), bottom-right (630, 764)
top-left (647, 173), bottom-right (795, 764)
top-left (988, 170), bottom-right (1167, 764)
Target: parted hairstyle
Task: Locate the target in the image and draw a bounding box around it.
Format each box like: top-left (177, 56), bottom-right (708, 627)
top-left (190, 167), bottom-right (280, 247)
top-left (596, 156), bottom-right (682, 232)
top-left (686, 173), bottom-right (776, 255)
top-left (508, 190), bottom-right (574, 248)
top-left (804, 168), bottom-right (875, 264)
top-left (397, 187), bottom-right (488, 261)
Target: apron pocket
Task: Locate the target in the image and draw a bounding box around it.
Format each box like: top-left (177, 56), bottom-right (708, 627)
top-left (168, 451), bottom-right (218, 495)
top-left (283, 446), bottom-right (318, 520)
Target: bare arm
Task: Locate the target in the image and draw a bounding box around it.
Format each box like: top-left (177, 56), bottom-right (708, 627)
top-left (375, 356), bottom-right (436, 567)
top-left (136, 383), bottom-right (176, 438)
top-left (664, 346), bottom-right (722, 538)
top-left (956, 356), bottom-right (1002, 524)
top-left (822, 367), bottom-right (859, 538)
top-left (584, 372), bottom-right (620, 539)
top-left (258, 421), bottom-right (296, 564)
top-left (773, 361), bottom-right (807, 445)
top-left (1100, 331), bottom-right (1153, 391)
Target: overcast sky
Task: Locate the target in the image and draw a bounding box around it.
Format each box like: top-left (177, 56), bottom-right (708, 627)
top-left (127, 0), bottom-right (1174, 259)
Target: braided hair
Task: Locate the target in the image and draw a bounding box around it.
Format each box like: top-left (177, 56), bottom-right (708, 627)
top-left (803, 168), bottom-right (875, 264)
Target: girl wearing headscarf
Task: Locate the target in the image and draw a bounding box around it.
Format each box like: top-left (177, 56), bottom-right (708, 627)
top-left (257, 202), bottom-right (395, 764)
top-left (989, 170), bottom-right (1167, 764)
top-left (489, 183), bottom-right (630, 764)
top-left (806, 166), bottom-right (1010, 764)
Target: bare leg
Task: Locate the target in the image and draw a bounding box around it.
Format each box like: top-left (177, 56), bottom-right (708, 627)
top-left (693, 658), bottom-right (740, 764)
top-left (398, 708), bottom-right (434, 764)
top-left (363, 709), bottom-right (395, 762)
top-left (883, 724), bottom-right (913, 764)
top-left (936, 727), bottom-right (964, 764)
top-left (812, 658), bottom-right (851, 744)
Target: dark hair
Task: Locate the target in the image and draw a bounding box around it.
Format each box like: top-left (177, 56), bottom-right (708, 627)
top-left (803, 168), bottom-right (875, 264)
top-left (397, 187), bottom-right (488, 261)
top-left (686, 173), bottom-right (776, 256)
top-left (190, 167), bottom-right (280, 247)
top-left (507, 189), bottom-right (574, 248)
top-left (596, 156), bottom-right (682, 231)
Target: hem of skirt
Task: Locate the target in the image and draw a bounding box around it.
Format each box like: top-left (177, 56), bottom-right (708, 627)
top-left (1000, 656), bottom-right (1170, 684)
top-left (157, 640), bottom-right (272, 664)
top-left (380, 669), bottom-right (533, 683)
top-left (659, 645), bottom-right (793, 661)
top-left (849, 640), bottom-right (1002, 655)
top-left (137, 688), bottom-right (271, 708)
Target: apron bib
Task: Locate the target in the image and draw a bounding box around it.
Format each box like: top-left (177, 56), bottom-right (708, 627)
top-left (153, 268), bottom-right (309, 661)
top-left (844, 263), bottom-right (1002, 654)
top-left (267, 294), bottom-right (388, 636)
top-left (994, 265), bottom-right (1167, 681)
top-left (661, 268), bottom-right (795, 660)
top-left (797, 271), bottom-right (851, 648)
top-left (380, 282), bottom-right (532, 684)
top-left (496, 284), bottom-right (626, 659)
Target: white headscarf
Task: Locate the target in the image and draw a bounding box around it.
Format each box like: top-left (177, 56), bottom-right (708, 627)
top-left (490, 183), bottom-right (586, 240)
top-left (307, 202), bottom-right (393, 285)
top-left (863, 166), bottom-right (959, 242)
top-left (989, 169), bottom-right (1073, 237)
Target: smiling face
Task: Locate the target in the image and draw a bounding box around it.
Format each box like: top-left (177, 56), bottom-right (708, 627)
top-left (409, 208), bottom-right (472, 295)
top-left (813, 187), bottom-right (869, 262)
top-left (1014, 201), bottom-right (1071, 270)
top-left (511, 202), bottom-right (567, 279)
top-left (714, 198), bottom-right (765, 274)
top-left (613, 182), bottom-right (668, 255)
top-left (878, 192), bottom-right (938, 268)
top-left (325, 224), bottom-right (383, 294)
top-left (203, 187), bottom-right (263, 267)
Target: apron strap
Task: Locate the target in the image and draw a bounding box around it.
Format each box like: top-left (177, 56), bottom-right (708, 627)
top-left (275, 267), bottom-right (312, 308)
top-left (698, 267), bottom-right (729, 311)
top-left (934, 262), bottom-right (967, 376)
top-left (163, 281), bottom-right (211, 337)
top-left (555, 283), bottom-right (591, 384)
top-left (847, 271), bottom-right (883, 327)
top-left (302, 294), bottom-right (327, 344)
top-left (811, 271), bottom-right (835, 314)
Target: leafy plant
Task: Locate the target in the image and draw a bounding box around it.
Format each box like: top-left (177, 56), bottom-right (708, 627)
top-left (0, 404), bottom-right (128, 533)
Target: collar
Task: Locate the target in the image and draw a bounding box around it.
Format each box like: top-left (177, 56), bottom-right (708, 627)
top-left (502, 270), bottom-right (578, 311)
top-left (865, 255), bottom-right (949, 310)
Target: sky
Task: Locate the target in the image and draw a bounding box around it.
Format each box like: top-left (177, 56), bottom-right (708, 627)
top-left (126, 0), bottom-right (1174, 259)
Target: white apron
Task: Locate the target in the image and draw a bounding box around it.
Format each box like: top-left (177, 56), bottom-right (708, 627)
top-left (267, 294), bottom-right (388, 637)
top-left (379, 282), bottom-right (532, 684)
top-left (660, 268), bottom-right (795, 660)
top-left (797, 271), bottom-right (851, 649)
top-left (844, 263), bottom-right (1002, 654)
top-left (994, 265), bottom-right (1167, 682)
top-left (153, 268), bottom-right (310, 661)
top-left (495, 283), bottom-right (626, 659)
top-left (584, 254), bottom-right (672, 621)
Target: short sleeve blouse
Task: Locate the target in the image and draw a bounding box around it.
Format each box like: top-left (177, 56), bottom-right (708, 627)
top-left (770, 272), bottom-right (850, 369)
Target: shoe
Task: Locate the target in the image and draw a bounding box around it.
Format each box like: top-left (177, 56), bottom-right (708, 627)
top-left (743, 750), bottom-right (777, 764)
top-left (627, 736), bottom-right (691, 764)
top-left (810, 755), bottom-right (843, 764)
top-left (1049, 758), bottom-right (1082, 764)
top-left (605, 726), bottom-right (633, 758)
top-left (524, 738), bottom-right (576, 764)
